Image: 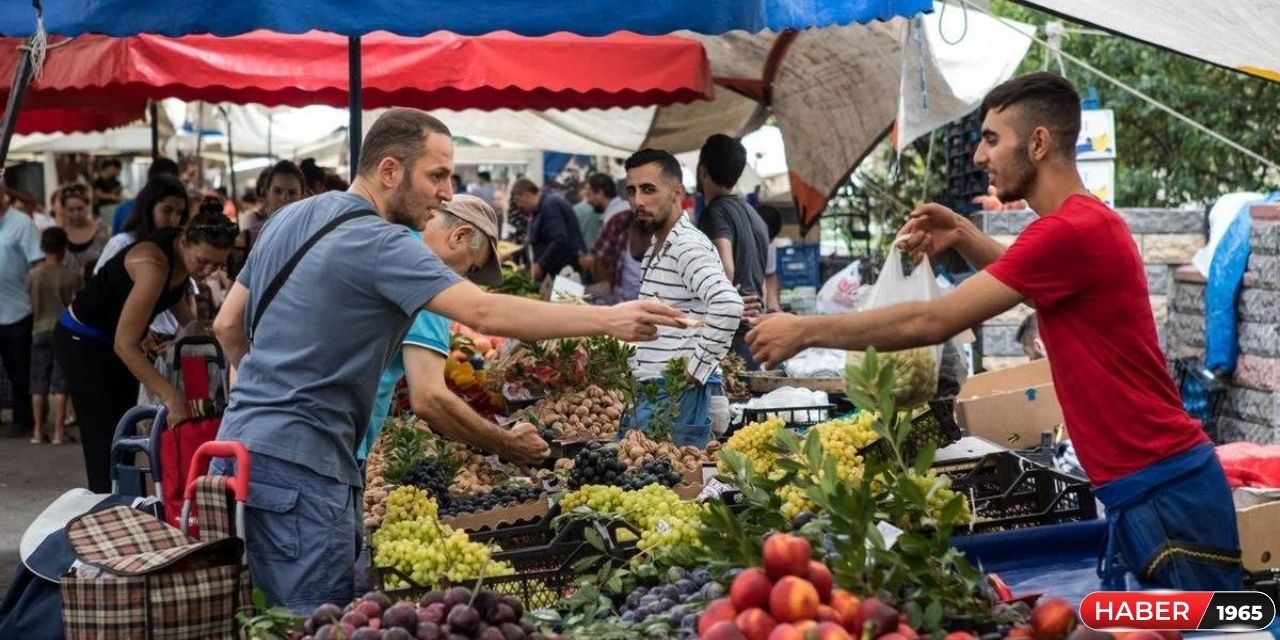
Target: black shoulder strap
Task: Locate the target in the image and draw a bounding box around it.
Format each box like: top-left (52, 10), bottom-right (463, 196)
top-left (249, 209), bottom-right (378, 341)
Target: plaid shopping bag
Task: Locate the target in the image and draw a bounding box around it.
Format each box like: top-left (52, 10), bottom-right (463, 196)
top-left (60, 498), bottom-right (250, 639)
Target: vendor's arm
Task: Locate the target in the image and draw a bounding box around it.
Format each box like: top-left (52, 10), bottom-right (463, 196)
top-left (429, 282), bottom-right (683, 343)
top-left (747, 271), bottom-right (1023, 369)
top-left (213, 282), bottom-right (251, 369)
top-left (898, 203), bottom-right (1008, 270)
top-left (404, 345), bottom-right (548, 464)
top-left (114, 247), bottom-right (185, 423)
top-left (680, 244), bottom-right (744, 383)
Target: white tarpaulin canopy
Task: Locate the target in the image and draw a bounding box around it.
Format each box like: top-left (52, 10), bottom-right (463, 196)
top-left (1016, 0), bottom-right (1280, 84)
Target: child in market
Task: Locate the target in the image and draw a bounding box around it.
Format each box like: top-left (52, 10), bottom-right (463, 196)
top-left (26, 227), bottom-right (82, 444)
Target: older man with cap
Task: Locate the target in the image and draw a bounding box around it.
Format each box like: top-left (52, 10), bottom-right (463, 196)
top-left (357, 195), bottom-right (547, 464)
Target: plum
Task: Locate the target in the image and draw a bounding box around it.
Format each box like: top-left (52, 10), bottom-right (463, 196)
top-left (384, 603), bottom-right (419, 633)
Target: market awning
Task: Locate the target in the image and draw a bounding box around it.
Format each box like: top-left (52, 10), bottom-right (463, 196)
top-left (0, 0), bottom-right (931, 37)
top-left (1014, 0), bottom-right (1280, 83)
top-left (8, 102), bottom-right (143, 135)
top-left (0, 30), bottom-right (714, 112)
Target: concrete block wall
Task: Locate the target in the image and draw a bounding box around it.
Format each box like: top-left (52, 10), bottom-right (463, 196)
top-left (1165, 203), bottom-right (1280, 443)
top-left (971, 207), bottom-right (1204, 371)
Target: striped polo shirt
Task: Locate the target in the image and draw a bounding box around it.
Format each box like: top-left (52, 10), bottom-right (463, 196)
top-left (632, 213), bottom-right (744, 383)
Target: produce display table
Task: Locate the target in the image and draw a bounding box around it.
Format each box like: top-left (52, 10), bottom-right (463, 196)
top-left (953, 519), bottom-right (1106, 606)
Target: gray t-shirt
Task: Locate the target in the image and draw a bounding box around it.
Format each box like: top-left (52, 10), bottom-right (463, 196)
top-left (218, 191), bottom-right (462, 486)
top-left (697, 195), bottom-right (769, 300)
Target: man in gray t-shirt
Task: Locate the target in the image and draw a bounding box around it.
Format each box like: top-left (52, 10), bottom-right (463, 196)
top-left (212, 109), bottom-right (683, 612)
top-left (695, 134), bottom-right (769, 368)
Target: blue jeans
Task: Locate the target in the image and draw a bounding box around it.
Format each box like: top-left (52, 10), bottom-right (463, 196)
top-left (211, 453), bottom-right (359, 612)
top-left (624, 374), bottom-right (722, 447)
top-left (1097, 444), bottom-right (1242, 590)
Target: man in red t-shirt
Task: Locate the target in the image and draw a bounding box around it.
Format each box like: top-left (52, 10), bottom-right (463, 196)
top-left (747, 72), bottom-right (1240, 590)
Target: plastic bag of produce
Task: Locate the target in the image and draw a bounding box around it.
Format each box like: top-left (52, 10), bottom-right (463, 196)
top-left (816, 259), bottom-right (864, 315)
top-left (846, 246), bottom-right (944, 409)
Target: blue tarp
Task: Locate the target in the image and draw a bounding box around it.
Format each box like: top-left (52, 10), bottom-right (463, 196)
top-left (0, 0), bottom-right (930, 37)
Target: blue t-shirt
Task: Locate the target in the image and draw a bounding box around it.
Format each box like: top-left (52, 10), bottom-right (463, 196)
top-left (111, 199), bottom-right (135, 235)
top-left (357, 233), bottom-right (452, 460)
top-left (0, 208), bottom-right (43, 325)
top-left (217, 191), bottom-right (462, 487)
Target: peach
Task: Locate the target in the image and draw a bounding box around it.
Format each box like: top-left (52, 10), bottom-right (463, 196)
top-left (816, 605), bottom-right (843, 625)
top-left (852, 598), bottom-right (898, 639)
top-left (896, 623), bottom-right (919, 640)
top-left (768, 624), bottom-right (808, 640)
top-left (732, 568), bottom-right (775, 612)
top-left (806, 562), bottom-right (834, 604)
top-left (828, 589), bottom-right (861, 629)
top-left (769, 576), bottom-right (820, 623)
top-left (763, 534), bottom-right (813, 581)
top-left (813, 622), bottom-right (855, 640)
top-left (703, 620), bottom-right (749, 640)
top-left (944, 632), bottom-right (979, 640)
top-left (1031, 599), bottom-right (1078, 640)
top-left (736, 608), bottom-right (780, 640)
top-left (699, 598), bottom-right (740, 636)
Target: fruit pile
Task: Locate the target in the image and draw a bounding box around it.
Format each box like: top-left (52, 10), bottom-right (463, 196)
top-left (560, 484), bottom-right (705, 560)
top-left (696, 533), bottom-right (893, 640)
top-left (618, 566), bottom-right (726, 636)
top-left (370, 487), bottom-right (513, 588)
top-left (298, 587), bottom-right (557, 640)
top-left (846, 347), bottom-right (939, 409)
top-left (528, 386), bottom-right (624, 441)
top-left (616, 429), bottom-right (715, 478)
top-left (439, 484), bottom-right (545, 518)
top-left (720, 354), bottom-right (749, 398)
top-left (567, 442), bottom-right (684, 490)
top-left (364, 440), bottom-right (392, 531)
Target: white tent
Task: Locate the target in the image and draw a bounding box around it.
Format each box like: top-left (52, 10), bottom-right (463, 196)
top-left (1016, 0), bottom-right (1280, 83)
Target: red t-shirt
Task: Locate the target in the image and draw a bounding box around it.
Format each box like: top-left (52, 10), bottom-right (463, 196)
top-left (986, 194), bottom-right (1207, 485)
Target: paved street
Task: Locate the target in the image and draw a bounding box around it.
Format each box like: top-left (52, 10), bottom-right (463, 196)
top-left (0, 435), bottom-right (84, 581)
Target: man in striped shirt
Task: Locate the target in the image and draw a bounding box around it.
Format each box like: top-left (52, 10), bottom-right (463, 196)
top-left (623, 149), bottom-right (743, 447)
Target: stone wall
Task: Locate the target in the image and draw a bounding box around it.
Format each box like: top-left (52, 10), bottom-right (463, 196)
top-left (970, 207), bottom-right (1205, 371)
top-left (1165, 203), bottom-right (1280, 443)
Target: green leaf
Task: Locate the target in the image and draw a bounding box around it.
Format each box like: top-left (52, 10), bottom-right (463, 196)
top-left (251, 588), bottom-right (267, 612)
top-left (584, 526), bottom-right (605, 552)
top-left (925, 600), bottom-right (944, 629)
top-left (913, 442), bottom-right (936, 475)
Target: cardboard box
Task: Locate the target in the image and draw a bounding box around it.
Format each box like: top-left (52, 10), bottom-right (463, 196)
top-left (955, 359), bottom-right (1065, 449)
top-left (440, 499), bottom-right (550, 533)
top-left (1236, 497), bottom-right (1280, 573)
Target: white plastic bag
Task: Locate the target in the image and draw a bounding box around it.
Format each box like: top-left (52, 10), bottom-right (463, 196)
top-left (846, 247), bottom-right (944, 409)
top-left (816, 259), bottom-right (864, 315)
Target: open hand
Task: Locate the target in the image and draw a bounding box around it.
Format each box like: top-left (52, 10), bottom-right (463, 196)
top-left (604, 299), bottom-right (685, 342)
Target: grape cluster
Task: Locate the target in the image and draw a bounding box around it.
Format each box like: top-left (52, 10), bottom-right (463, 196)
top-left (406, 459), bottom-right (453, 502)
top-left (618, 567), bottom-right (725, 639)
top-left (560, 485), bottom-right (705, 562)
top-left (440, 484), bottom-right (545, 518)
top-left (372, 487), bottom-right (513, 589)
top-left (568, 442), bottom-right (682, 490)
top-left (718, 417), bottom-right (786, 474)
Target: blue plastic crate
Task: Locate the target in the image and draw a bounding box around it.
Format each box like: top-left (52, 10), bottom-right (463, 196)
top-left (778, 244), bottom-right (821, 289)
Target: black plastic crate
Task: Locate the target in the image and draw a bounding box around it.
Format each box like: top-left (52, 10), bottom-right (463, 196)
top-left (370, 520), bottom-right (635, 605)
top-left (739, 404), bottom-right (835, 432)
top-left (941, 450), bottom-right (1097, 533)
top-left (1173, 356), bottom-right (1228, 442)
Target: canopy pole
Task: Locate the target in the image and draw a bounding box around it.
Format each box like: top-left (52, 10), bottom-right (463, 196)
top-left (0, 41), bottom-right (36, 184)
top-left (149, 101), bottom-right (159, 159)
top-left (223, 106), bottom-right (237, 217)
top-left (348, 36), bottom-right (362, 180)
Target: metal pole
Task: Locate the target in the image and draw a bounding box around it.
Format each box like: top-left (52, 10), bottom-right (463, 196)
top-left (194, 102), bottom-right (205, 189)
top-left (149, 101), bottom-right (159, 159)
top-left (348, 36), bottom-right (362, 180)
top-left (222, 107), bottom-right (237, 217)
top-left (0, 42), bottom-right (36, 184)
